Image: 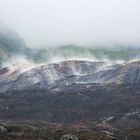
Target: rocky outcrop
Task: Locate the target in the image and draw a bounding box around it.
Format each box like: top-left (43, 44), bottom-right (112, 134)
top-left (61, 134), bottom-right (79, 140)
top-left (0, 125), bottom-right (7, 133)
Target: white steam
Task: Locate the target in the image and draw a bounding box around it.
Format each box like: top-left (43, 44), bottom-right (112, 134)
top-left (1, 55), bottom-right (36, 76)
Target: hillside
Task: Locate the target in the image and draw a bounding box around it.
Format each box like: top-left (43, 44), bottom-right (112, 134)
top-left (0, 27), bottom-right (140, 139)
top-left (0, 60), bottom-right (140, 92)
top-left (0, 60), bottom-right (140, 129)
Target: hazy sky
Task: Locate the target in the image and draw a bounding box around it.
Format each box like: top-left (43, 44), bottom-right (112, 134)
top-left (0, 0), bottom-right (140, 48)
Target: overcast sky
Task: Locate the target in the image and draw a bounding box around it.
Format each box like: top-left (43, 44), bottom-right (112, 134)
top-left (0, 0), bottom-right (140, 48)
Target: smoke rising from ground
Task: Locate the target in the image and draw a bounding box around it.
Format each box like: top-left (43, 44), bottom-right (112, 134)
top-left (0, 0), bottom-right (140, 69)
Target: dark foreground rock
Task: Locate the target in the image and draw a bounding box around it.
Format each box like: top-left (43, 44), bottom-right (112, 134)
top-left (0, 84), bottom-right (139, 129)
top-left (61, 134), bottom-right (79, 140)
top-left (0, 121), bottom-right (139, 140)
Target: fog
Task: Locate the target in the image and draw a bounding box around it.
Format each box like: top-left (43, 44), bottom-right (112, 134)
top-left (0, 0), bottom-right (140, 48)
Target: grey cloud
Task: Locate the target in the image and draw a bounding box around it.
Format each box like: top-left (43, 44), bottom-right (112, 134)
top-left (0, 0), bottom-right (140, 48)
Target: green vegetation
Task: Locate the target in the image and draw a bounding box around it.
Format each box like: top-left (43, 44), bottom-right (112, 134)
top-left (34, 45), bottom-right (140, 63)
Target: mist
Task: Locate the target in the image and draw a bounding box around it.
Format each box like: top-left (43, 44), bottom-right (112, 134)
top-left (0, 0), bottom-right (140, 48)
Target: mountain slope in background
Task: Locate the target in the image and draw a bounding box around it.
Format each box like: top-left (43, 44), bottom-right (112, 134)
top-left (0, 25), bottom-right (140, 66)
top-left (38, 45), bottom-right (140, 62)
